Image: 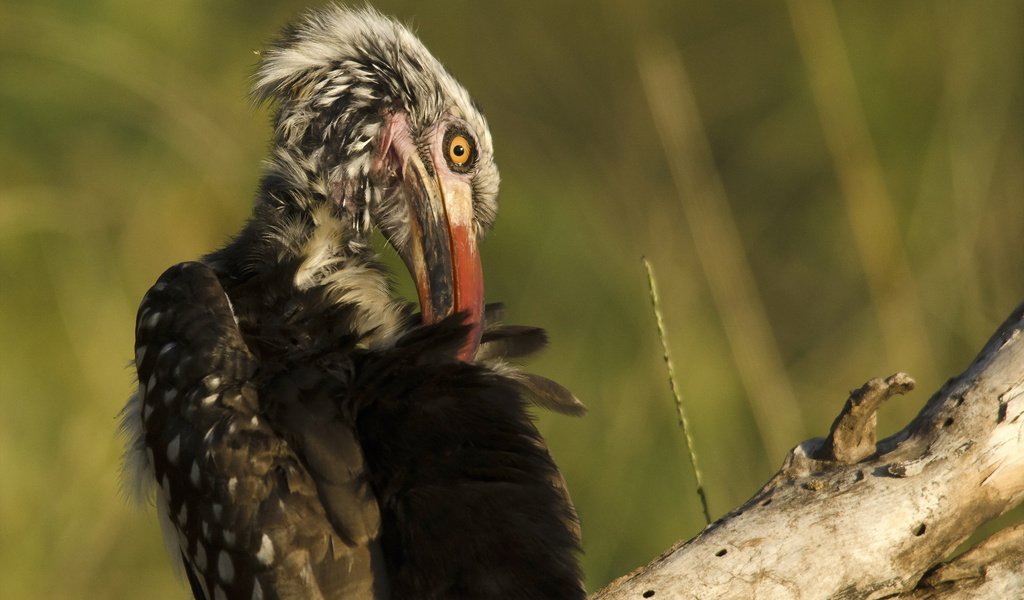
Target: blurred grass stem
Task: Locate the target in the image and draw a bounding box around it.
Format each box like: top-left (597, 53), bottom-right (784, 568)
top-left (637, 38), bottom-right (805, 460)
top-left (786, 0), bottom-right (936, 384)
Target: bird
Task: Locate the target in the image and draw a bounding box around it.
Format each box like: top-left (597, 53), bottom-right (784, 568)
top-left (119, 6), bottom-right (586, 600)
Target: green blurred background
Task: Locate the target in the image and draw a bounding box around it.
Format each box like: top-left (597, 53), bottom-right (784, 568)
top-left (1, 0), bottom-right (1021, 597)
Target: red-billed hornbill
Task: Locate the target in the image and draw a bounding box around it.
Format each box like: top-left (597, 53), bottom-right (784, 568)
top-left (120, 6), bottom-right (585, 599)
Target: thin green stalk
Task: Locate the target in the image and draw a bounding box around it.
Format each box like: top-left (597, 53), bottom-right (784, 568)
top-left (643, 256), bottom-right (711, 525)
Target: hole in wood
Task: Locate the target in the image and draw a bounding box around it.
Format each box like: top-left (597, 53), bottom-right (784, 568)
top-left (643, 591), bottom-right (656, 598)
top-left (761, 498), bottom-right (772, 507)
top-left (715, 549), bottom-right (728, 557)
top-left (943, 417), bottom-right (954, 427)
top-left (914, 523), bottom-right (927, 536)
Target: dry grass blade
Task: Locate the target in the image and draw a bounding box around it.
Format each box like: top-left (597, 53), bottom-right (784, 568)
top-left (637, 38), bottom-right (805, 460)
top-left (643, 257), bottom-right (711, 525)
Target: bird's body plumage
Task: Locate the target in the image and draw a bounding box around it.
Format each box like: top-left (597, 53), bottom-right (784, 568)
top-left (121, 6), bottom-right (584, 599)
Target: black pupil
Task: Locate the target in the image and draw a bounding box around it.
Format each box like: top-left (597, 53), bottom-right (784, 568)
top-left (452, 144), bottom-right (466, 157)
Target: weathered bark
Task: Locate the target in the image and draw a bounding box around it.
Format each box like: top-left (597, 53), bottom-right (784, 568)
top-left (904, 523), bottom-right (1024, 599)
top-left (593, 302), bottom-right (1024, 600)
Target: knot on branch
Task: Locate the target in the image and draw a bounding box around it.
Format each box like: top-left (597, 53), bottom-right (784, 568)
top-left (818, 372), bottom-right (916, 464)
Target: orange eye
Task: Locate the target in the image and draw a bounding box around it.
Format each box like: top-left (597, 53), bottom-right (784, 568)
top-left (448, 134), bottom-right (472, 166)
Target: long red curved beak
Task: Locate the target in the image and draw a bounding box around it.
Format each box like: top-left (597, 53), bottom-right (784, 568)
top-left (380, 116), bottom-right (484, 361)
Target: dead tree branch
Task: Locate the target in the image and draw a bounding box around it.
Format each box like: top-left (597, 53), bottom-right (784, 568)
top-left (593, 302), bottom-right (1024, 599)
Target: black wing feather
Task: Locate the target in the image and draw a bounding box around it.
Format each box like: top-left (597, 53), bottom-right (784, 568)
top-left (347, 316), bottom-right (587, 599)
top-left (134, 262), bottom-right (388, 599)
